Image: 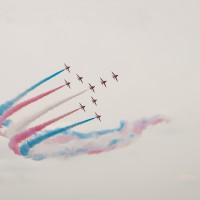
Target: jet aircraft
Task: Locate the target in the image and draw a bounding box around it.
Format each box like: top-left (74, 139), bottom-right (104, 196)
top-left (95, 113), bottom-right (101, 122)
top-left (91, 96), bottom-right (97, 106)
top-left (64, 79), bottom-right (71, 88)
top-left (112, 72), bottom-right (119, 81)
top-left (77, 74), bottom-right (83, 83)
top-left (64, 63), bottom-right (70, 73)
top-left (79, 103), bottom-right (86, 112)
top-left (89, 83), bottom-right (95, 93)
top-left (100, 78), bottom-right (107, 87)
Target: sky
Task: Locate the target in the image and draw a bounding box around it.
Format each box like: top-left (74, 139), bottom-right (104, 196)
top-left (0, 0), bottom-right (200, 199)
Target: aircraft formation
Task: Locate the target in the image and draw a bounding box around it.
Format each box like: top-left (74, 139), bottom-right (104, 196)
top-left (64, 63), bottom-right (119, 122)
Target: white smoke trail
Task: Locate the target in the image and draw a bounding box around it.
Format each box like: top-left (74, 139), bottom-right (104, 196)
top-left (7, 90), bottom-right (88, 138)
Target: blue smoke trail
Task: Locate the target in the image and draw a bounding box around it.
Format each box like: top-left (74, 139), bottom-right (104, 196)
top-left (19, 116), bottom-right (166, 160)
top-left (25, 122), bottom-right (127, 160)
top-left (26, 137), bottom-right (128, 161)
top-left (2, 119), bottom-right (12, 127)
top-left (34, 121), bottom-right (126, 140)
top-left (0, 69), bottom-right (64, 119)
top-left (20, 117), bottom-right (95, 156)
top-left (28, 135), bottom-right (129, 160)
top-left (63, 121), bottom-right (126, 139)
top-left (108, 138), bottom-right (124, 147)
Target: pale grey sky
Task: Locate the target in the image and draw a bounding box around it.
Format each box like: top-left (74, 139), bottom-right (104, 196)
top-left (0, 0), bottom-right (199, 200)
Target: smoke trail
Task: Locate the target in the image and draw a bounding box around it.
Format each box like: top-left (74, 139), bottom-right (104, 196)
top-left (45, 121), bottom-right (127, 144)
top-left (9, 108), bottom-right (80, 155)
top-left (0, 69), bottom-right (64, 117)
top-left (20, 117), bottom-right (95, 156)
top-left (0, 85), bottom-right (65, 127)
top-left (132, 115), bottom-right (167, 136)
top-left (73, 137), bottom-right (129, 156)
top-left (73, 116), bottom-right (167, 156)
top-left (26, 115), bottom-right (166, 160)
top-left (7, 90), bottom-right (88, 138)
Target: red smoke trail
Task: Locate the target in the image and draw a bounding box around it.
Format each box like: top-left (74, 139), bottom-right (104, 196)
top-left (33, 116), bottom-right (167, 159)
top-left (0, 85), bottom-right (65, 127)
top-left (7, 89), bottom-right (88, 138)
top-left (9, 108), bottom-right (80, 155)
top-left (132, 115), bottom-right (167, 136)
